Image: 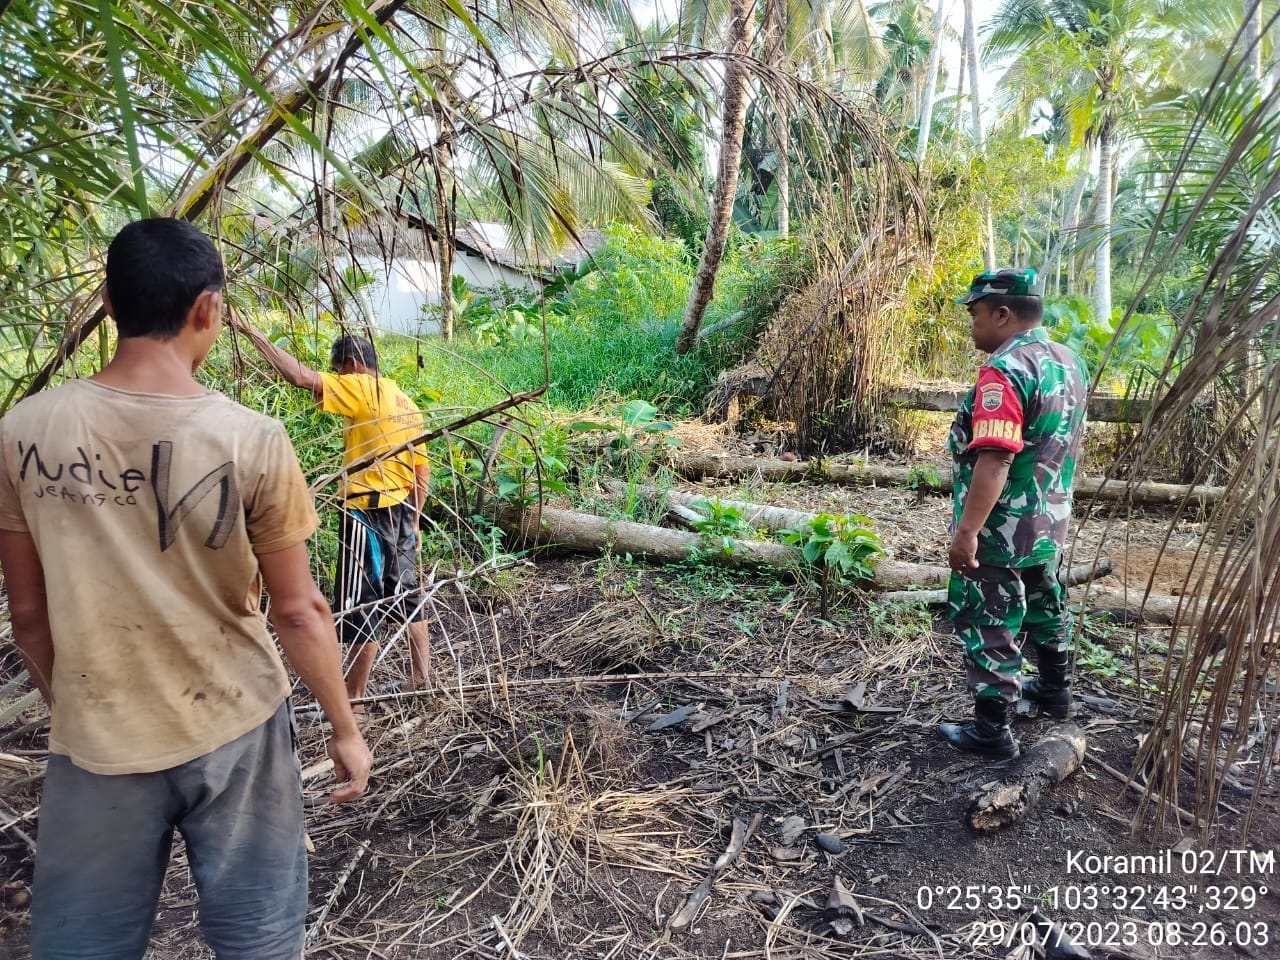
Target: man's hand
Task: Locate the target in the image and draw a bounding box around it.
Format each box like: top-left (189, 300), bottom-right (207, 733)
top-left (948, 529), bottom-right (980, 574)
top-left (327, 730), bottom-right (373, 804)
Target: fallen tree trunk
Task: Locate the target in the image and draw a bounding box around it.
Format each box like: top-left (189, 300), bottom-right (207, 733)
top-left (1073, 583), bottom-right (1203, 626)
top-left (719, 382), bottom-right (1148, 424)
top-left (967, 723), bottom-right (1087, 831)
top-left (497, 503), bottom-right (949, 591)
top-left (670, 453), bottom-right (1226, 507)
top-left (673, 452), bottom-right (942, 490)
top-left (551, 497), bottom-right (1191, 624)
top-left (882, 385), bottom-right (1148, 423)
top-left (877, 558), bottom-right (1113, 604)
top-left (604, 480), bottom-right (817, 534)
top-left (878, 568), bottom-right (1200, 626)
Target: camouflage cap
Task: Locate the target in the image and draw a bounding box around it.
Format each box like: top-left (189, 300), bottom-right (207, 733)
top-left (958, 267), bottom-right (1043, 304)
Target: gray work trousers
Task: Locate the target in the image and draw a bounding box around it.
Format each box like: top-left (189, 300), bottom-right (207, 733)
top-left (31, 702), bottom-right (306, 959)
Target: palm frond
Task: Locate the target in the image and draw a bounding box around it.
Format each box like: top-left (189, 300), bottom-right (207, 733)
top-left (1113, 46), bottom-right (1280, 834)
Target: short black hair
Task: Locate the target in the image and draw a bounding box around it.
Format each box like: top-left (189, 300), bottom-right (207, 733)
top-left (983, 294), bottom-right (1043, 323)
top-left (106, 219), bottom-right (225, 340)
top-left (330, 334), bottom-right (379, 372)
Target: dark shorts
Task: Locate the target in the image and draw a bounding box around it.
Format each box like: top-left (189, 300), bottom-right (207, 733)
top-left (32, 702), bottom-right (305, 960)
top-left (335, 500), bottom-right (425, 644)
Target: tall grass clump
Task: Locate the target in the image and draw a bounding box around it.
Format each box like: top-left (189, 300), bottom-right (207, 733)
top-left (423, 226), bottom-right (731, 414)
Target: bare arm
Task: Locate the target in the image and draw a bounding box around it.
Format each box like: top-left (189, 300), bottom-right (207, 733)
top-left (257, 543), bottom-right (372, 803)
top-left (0, 530), bottom-right (54, 704)
top-left (412, 459), bottom-right (431, 512)
top-left (949, 449), bottom-right (1015, 572)
top-left (233, 320), bottom-right (324, 395)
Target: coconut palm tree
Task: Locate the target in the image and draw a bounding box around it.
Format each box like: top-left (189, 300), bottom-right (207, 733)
top-left (675, 0), bottom-right (886, 349)
top-left (676, 0), bottom-right (756, 354)
top-left (986, 0), bottom-right (1175, 322)
top-left (961, 0), bottom-right (996, 268)
top-left (915, 0), bottom-right (948, 161)
top-left (870, 0), bottom-right (934, 116)
top-left (0, 0), bottom-right (722, 387)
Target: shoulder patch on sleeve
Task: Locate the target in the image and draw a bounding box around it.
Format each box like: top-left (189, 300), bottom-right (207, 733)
top-left (979, 381), bottom-right (1005, 411)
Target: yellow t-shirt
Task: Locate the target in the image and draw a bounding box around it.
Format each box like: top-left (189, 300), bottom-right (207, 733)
top-left (0, 380), bottom-right (319, 775)
top-left (317, 372), bottom-right (426, 506)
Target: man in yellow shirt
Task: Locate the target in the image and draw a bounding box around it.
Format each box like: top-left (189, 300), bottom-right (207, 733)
top-left (235, 327), bottom-right (433, 706)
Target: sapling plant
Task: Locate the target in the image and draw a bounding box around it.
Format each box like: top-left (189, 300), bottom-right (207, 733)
top-left (783, 513), bottom-right (886, 617)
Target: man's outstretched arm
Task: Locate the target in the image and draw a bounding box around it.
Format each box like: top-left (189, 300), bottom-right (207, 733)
top-left (232, 319), bottom-right (323, 395)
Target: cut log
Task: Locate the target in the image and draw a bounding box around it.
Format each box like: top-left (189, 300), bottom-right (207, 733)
top-left (878, 569), bottom-right (1198, 626)
top-left (670, 453), bottom-right (1225, 507)
top-left (966, 723), bottom-right (1087, 831)
top-left (890, 560), bottom-right (1111, 599)
top-left (499, 502), bottom-right (793, 567)
top-left (876, 559), bottom-right (1112, 604)
top-left (881, 385), bottom-right (1148, 423)
top-left (602, 487), bottom-right (1186, 620)
top-left (1076, 476), bottom-right (1226, 505)
top-left (673, 452), bottom-right (946, 490)
top-left (712, 380), bottom-right (1146, 423)
top-left (496, 503), bottom-right (948, 591)
top-left (664, 502), bottom-right (707, 530)
top-left (1074, 583), bottom-right (1203, 625)
top-left (603, 480), bottom-right (817, 534)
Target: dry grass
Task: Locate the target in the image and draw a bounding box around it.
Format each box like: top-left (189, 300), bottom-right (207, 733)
top-left (0, 547), bottom-right (983, 959)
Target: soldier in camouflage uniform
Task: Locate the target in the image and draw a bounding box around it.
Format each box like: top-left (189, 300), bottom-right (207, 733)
top-left (938, 268), bottom-right (1089, 761)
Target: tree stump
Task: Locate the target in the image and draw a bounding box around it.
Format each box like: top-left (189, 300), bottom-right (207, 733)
top-left (967, 724), bottom-right (1087, 831)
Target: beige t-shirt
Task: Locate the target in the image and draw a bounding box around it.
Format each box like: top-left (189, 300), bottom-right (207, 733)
top-left (0, 380), bottom-right (319, 774)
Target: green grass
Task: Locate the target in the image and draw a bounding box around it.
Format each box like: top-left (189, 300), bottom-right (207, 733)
top-left (378, 319), bottom-right (720, 418)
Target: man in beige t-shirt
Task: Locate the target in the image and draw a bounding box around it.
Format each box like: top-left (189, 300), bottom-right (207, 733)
top-left (0, 219), bottom-right (372, 958)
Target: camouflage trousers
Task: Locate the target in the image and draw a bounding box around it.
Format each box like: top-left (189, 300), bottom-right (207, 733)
top-left (947, 562), bottom-right (1072, 704)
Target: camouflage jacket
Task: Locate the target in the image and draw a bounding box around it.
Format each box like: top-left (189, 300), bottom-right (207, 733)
top-left (947, 327), bottom-right (1089, 567)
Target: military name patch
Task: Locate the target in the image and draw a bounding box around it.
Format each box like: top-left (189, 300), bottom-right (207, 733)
top-left (974, 418), bottom-right (1022, 443)
top-left (980, 382), bottom-right (1005, 410)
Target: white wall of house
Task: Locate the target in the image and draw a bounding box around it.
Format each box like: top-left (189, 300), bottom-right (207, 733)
top-left (343, 252), bottom-right (539, 336)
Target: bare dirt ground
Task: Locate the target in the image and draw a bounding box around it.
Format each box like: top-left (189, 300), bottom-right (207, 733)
top-left (1, 428), bottom-right (1277, 960)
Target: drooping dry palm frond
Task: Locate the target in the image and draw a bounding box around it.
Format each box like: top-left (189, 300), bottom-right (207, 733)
top-left (696, 61), bottom-right (928, 454)
top-left (1112, 17), bottom-right (1280, 835)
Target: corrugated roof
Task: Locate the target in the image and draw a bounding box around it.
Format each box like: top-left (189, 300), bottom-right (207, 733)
top-left (337, 214), bottom-right (604, 275)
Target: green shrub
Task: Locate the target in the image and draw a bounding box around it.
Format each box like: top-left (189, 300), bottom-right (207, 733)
top-left (1042, 296), bottom-right (1175, 392)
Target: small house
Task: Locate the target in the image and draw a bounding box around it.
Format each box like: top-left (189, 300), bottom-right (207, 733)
top-left (337, 216), bottom-right (603, 335)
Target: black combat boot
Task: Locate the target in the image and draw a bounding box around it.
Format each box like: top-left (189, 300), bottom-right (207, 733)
top-left (939, 698), bottom-right (1020, 760)
top-left (1023, 645), bottom-right (1072, 719)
